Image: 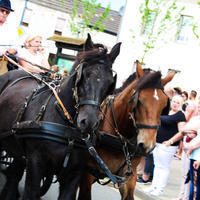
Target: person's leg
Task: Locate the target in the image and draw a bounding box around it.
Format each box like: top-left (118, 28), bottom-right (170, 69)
top-left (189, 160), bottom-right (194, 200)
top-left (178, 150), bottom-right (190, 200)
top-left (142, 153), bottom-right (153, 181)
top-left (151, 143), bottom-right (178, 195)
top-left (196, 166), bottom-right (200, 200)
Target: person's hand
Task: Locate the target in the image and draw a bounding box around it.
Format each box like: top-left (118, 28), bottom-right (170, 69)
top-left (38, 47), bottom-right (45, 55)
top-left (193, 160), bottom-right (200, 170)
top-left (6, 48), bottom-right (17, 55)
top-left (163, 140), bottom-right (173, 146)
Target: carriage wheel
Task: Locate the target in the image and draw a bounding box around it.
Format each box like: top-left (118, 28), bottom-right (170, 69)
top-left (40, 174), bottom-right (54, 196)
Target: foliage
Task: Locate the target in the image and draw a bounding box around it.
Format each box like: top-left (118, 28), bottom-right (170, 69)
top-left (131, 0), bottom-right (185, 64)
top-left (69, 0), bottom-right (111, 37)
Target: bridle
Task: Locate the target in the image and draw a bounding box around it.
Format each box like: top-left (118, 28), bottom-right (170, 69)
top-left (129, 87), bottom-right (167, 131)
top-left (73, 61), bottom-right (117, 111)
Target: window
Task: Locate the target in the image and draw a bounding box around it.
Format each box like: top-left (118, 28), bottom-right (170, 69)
top-left (54, 17), bottom-right (66, 35)
top-left (142, 11), bottom-right (156, 35)
top-left (22, 8), bottom-right (32, 27)
top-left (177, 15), bottom-right (194, 42)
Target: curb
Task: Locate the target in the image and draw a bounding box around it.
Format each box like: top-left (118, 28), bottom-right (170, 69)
top-left (135, 187), bottom-right (157, 200)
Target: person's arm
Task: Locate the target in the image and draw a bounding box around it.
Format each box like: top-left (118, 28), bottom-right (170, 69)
top-left (184, 136), bottom-right (200, 151)
top-left (163, 131), bottom-right (183, 146)
top-left (41, 58), bottom-right (50, 70)
top-left (184, 103), bottom-right (195, 121)
top-left (19, 59), bottom-right (43, 73)
top-left (6, 48), bottom-right (17, 55)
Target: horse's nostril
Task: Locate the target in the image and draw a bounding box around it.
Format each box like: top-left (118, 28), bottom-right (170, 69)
top-left (138, 142), bottom-right (146, 152)
top-left (79, 118), bottom-right (88, 129)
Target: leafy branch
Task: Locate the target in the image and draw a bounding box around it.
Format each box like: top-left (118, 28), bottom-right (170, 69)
top-left (69, 0), bottom-right (110, 37)
top-left (132, 0), bottom-right (185, 64)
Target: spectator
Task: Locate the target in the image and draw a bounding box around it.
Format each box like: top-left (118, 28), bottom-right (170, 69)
top-left (144, 95), bottom-right (186, 196)
top-left (51, 65), bottom-right (60, 73)
top-left (182, 91), bottom-right (189, 111)
top-left (174, 91), bottom-right (189, 160)
top-left (181, 116), bottom-right (200, 200)
top-left (62, 68), bottom-right (68, 77)
top-left (0, 0), bottom-right (18, 74)
top-left (164, 100), bottom-right (200, 200)
top-left (18, 34), bottom-right (50, 73)
top-left (174, 87), bottom-right (182, 96)
top-left (185, 90), bottom-right (198, 121)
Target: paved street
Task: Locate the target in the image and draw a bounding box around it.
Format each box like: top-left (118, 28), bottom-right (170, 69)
top-left (0, 172), bottom-right (143, 200)
top-left (0, 157), bottom-right (181, 199)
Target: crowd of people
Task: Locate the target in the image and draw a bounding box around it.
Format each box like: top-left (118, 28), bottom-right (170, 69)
top-left (0, 0), bottom-right (68, 76)
top-left (137, 86), bottom-right (200, 200)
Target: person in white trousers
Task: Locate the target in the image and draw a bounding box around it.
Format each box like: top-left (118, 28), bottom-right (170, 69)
top-left (144, 95), bottom-right (186, 196)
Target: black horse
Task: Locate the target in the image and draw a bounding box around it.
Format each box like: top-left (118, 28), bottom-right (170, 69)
top-left (0, 34), bottom-right (121, 200)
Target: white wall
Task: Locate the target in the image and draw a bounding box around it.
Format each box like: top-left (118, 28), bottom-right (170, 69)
top-left (8, 0), bottom-right (118, 60)
top-left (115, 0), bottom-right (200, 95)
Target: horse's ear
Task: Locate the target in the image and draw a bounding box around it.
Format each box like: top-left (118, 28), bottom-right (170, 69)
top-left (108, 42), bottom-right (121, 64)
top-left (83, 33), bottom-right (94, 51)
top-left (162, 71), bottom-right (176, 86)
top-left (136, 60), bottom-right (144, 78)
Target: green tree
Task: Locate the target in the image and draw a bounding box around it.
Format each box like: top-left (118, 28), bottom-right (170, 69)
top-left (69, 0), bottom-right (111, 37)
top-left (131, 0), bottom-right (185, 64)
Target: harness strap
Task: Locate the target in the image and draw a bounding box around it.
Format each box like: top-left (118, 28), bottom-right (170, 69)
top-left (13, 121), bottom-right (83, 142)
top-left (35, 93), bottom-right (53, 121)
top-left (4, 54), bottom-right (72, 122)
top-left (110, 98), bottom-right (118, 130)
top-left (79, 100), bottom-right (100, 107)
top-left (136, 123), bottom-right (159, 129)
top-left (14, 89), bottom-right (37, 124)
top-left (84, 136), bottom-right (126, 185)
top-left (0, 130), bottom-right (13, 140)
top-left (1, 76), bottom-right (33, 96)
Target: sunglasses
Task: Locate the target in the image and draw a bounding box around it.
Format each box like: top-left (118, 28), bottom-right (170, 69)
top-left (0, 8), bottom-right (10, 15)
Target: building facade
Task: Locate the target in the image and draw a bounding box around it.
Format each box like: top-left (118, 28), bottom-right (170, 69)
top-left (116, 0), bottom-right (200, 92)
top-left (9, 0), bottom-right (121, 70)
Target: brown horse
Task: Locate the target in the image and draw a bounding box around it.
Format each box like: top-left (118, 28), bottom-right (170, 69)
top-left (78, 61), bottom-right (176, 200)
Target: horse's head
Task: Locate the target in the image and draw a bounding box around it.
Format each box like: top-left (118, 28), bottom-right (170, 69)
top-left (73, 34), bottom-right (121, 134)
top-left (129, 61), bottom-right (176, 154)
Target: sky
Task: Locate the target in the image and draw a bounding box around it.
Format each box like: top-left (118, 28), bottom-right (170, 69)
top-left (97, 0), bottom-right (126, 11)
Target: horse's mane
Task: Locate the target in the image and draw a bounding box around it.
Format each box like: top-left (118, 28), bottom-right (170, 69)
top-left (70, 45), bottom-right (108, 75)
top-left (77, 46), bottom-right (108, 63)
top-left (134, 71), bottom-right (162, 91)
top-left (114, 68), bottom-right (153, 94)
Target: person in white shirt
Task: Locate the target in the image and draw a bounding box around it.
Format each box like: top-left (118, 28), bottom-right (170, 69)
top-left (0, 0), bottom-right (17, 56)
top-left (0, 0), bottom-right (19, 74)
top-left (18, 35), bottom-right (50, 73)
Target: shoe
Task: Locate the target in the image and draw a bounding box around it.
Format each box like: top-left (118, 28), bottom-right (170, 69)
top-left (143, 186), bottom-right (156, 193)
top-left (137, 176), bottom-right (152, 184)
top-left (150, 189), bottom-right (163, 196)
top-left (137, 176), bottom-right (150, 183)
